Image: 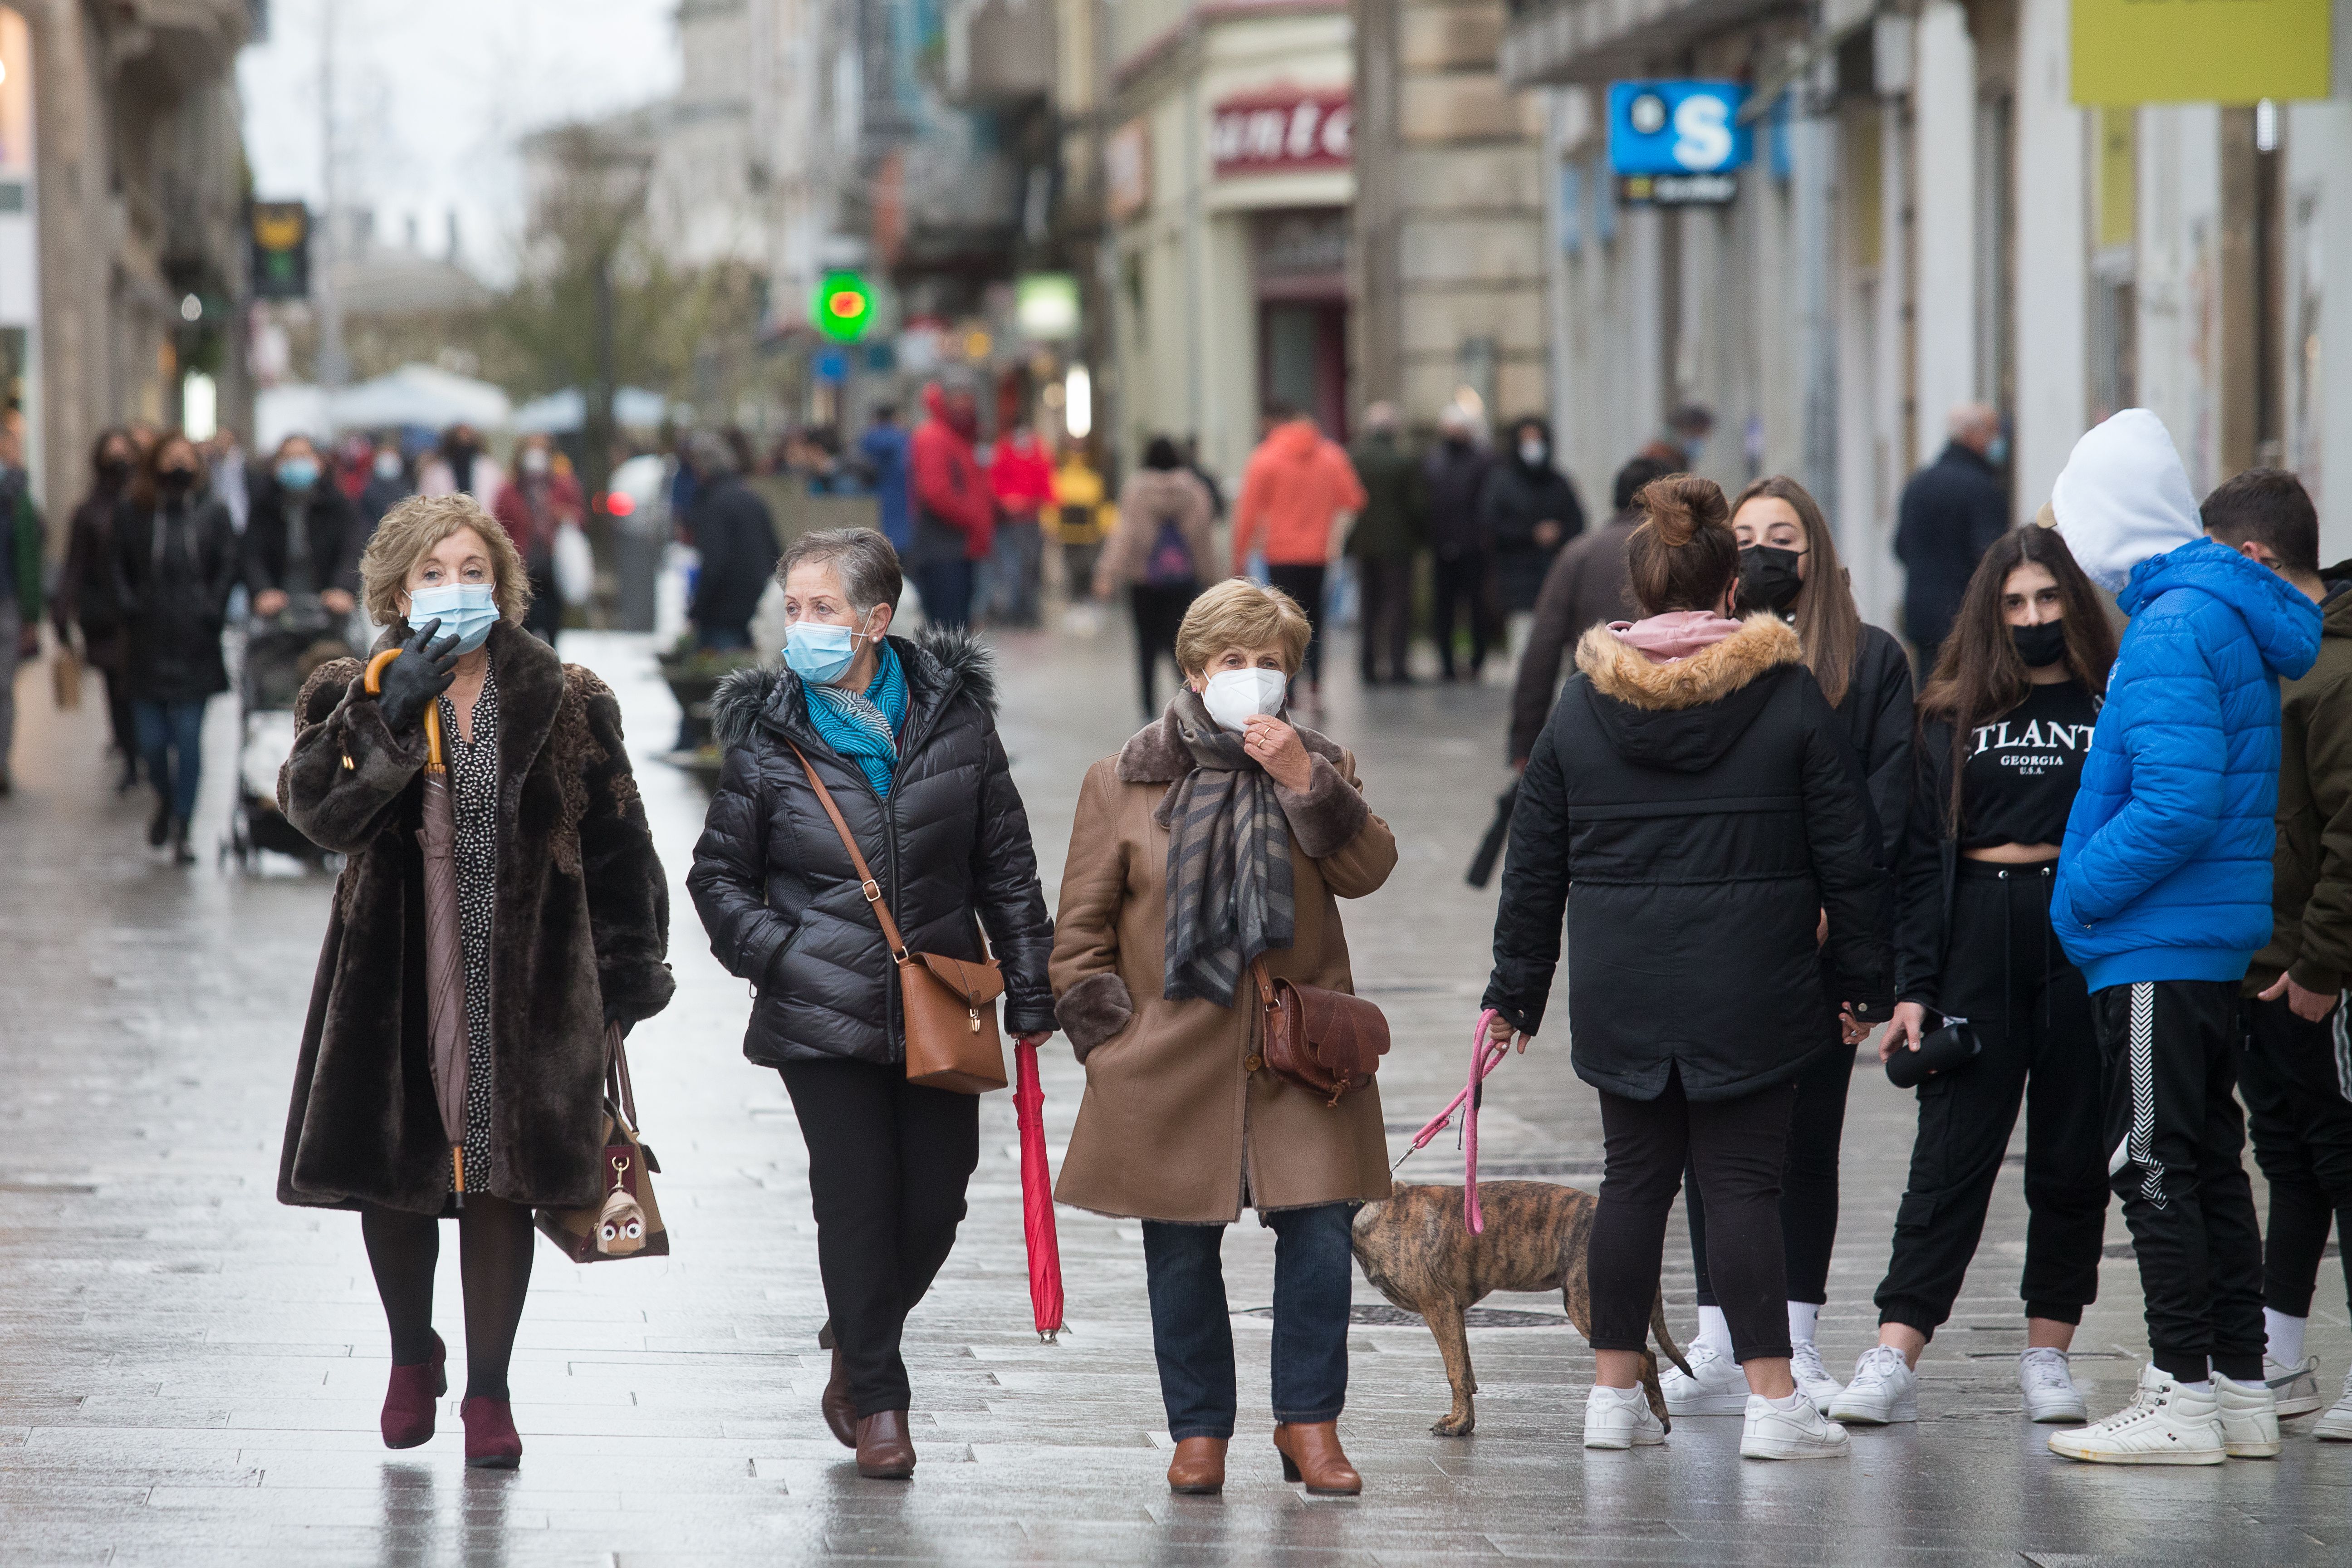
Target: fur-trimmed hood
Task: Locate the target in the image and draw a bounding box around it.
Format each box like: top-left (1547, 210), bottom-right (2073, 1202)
top-left (1573, 614), bottom-right (1804, 774)
top-left (708, 625), bottom-right (999, 753)
top-left (1114, 700), bottom-right (1347, 784)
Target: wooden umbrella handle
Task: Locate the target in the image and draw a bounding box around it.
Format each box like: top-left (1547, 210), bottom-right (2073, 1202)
top-left (362, 648), bottom-right (446, 772)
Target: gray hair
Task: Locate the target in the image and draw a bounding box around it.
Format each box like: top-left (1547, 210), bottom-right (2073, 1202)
top-left (779, 527), bottom-right (903, 616)
top-left (689, 430), bottom-right (739, 476)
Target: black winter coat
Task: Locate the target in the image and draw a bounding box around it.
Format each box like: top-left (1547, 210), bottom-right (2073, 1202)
top-left (1894, 442), bottom-right (2008, 653)
top-left (1422, 439), bottom-right (1492, 560)
top-left (54, 485), bottom-right (128, 669)
top-left (1484, 615), bottom-right (1891, 1101)
top-left (689, 627), bottom-right (1056, 1067)
top-left (1477, 458), bottom-right (1584, 613)
top-left (686, 475), bottom-right (780, 639)
top-left (245, 479), bottom-right (364, 599)
top-left (112, 495), bottom-right (240, 703)
top-left (1832, 622), bottom-right (1916, 880)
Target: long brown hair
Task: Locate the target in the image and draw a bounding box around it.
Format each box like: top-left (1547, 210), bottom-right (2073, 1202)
top-left (1917, 526), bottom-right (2118, 830)
top-left (1731, 475), bottom-right (1861, 708)
top-left (1625, 475), bottom-right (1737, 614)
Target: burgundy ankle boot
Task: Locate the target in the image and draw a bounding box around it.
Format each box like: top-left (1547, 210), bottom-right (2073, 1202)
top-left (461, 1396), bottom-right (523, 1470)
top-left (380, 1333), bottom-right (446, 1450)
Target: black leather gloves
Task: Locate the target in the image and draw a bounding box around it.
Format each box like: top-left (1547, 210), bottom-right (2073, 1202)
top-left (377, 619), bottom-right (463, 734)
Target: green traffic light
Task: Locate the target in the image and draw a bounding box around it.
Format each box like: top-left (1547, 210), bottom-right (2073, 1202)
top-left (814, 271), bottom-right (873, 343)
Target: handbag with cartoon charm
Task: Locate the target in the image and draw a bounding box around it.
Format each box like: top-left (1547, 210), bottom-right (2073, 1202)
top-left (535, 1024), bottom-right (670, 1262)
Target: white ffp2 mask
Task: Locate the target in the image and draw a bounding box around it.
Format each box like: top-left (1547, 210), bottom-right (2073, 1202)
top-left (1201, 667), bottom-right (1288, 733)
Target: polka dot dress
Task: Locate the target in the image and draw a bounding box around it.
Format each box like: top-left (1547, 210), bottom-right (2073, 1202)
top-left (439, 663), bottom-right (501, 1191)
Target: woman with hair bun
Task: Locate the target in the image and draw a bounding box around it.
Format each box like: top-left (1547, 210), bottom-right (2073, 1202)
top-left (1482, 475), bottom-right (1891, 1461)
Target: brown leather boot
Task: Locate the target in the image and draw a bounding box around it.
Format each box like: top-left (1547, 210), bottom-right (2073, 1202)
top-left (1166, 1436), bottom-right (1228, 1494)
top-left (821, 1346), bottom-right (856, 1448)
top-left (1273, 1421), bottom-right (1362, 1496)
top-left (855, 1410), bottom-right (917, 1479)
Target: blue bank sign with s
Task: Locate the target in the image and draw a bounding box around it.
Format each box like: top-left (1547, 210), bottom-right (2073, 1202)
top-left (1608, 80), bottom-right (1749, 204)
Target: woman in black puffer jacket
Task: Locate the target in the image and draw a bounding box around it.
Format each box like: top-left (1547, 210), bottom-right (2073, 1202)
top-left (1481, 475), bottom-right (1889, 1461)
top-left (688, 528), bottom-right (1054, 1480)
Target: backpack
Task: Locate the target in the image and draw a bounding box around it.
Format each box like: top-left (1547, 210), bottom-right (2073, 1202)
top-left (1142, 514), bottom-right (1196, 588)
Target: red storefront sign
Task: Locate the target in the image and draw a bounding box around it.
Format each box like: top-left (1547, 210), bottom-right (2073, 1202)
top-left (1210, 88), bottom-right (1352, 176)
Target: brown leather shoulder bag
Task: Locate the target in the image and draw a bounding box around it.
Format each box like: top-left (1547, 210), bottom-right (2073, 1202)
top-left (1253, 959), bottom-right (1388, 1107)
top-left (789, 745), bottom-right (1009, 1094)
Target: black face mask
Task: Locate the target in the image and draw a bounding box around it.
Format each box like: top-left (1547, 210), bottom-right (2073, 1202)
top-left (1736, 545), bottom-right (1805, 614)
top-left (2012, 620), bottom-right (2068, 668)
top-left (157, 466), bottom-right (198, 495)
top-left (98, 457), bottom-right (132, 484)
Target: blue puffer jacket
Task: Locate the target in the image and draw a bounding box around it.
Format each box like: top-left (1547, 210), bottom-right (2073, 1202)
top-left (2054, 537), bottom-right (2322, 991)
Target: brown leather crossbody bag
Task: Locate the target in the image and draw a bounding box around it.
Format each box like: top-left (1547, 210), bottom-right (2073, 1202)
top-left (1252, 959), bottom-right (1389, 1107)
top-left (789, 745), bottom-right (1009, 1094)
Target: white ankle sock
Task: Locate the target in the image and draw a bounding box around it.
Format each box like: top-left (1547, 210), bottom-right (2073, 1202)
top-left (2215, 1373), bottom-right (2264, 1392)
top-left (2265, 1308), bottom-right (2308, 1367)
top-left (1787, 1301), bottom-right (1820, 1347)
top-left (2177, 1378), bottom-right (2214, 1395)
top-left (1766, 1388), bottom-right (1811, 1411)
top-left (1696, 1305), bottom-right (1732, 1357)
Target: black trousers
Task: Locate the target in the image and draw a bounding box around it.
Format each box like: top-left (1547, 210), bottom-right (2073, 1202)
top-left (2239, 994), bottom-right (2352, 1316)
top-left (2092, 979), bottom-right (2266, 1383)
top-left (780, 1058), bottom-right (980, 1416)
top-left (1430, 553), bottom-right (1493, 680)
top-left (1355, 555), bottom-right (1414, 684)
top-left (1686, 1023), bottom-right (1850, 1309)
top-left (912, 558), bottom-right (975, 631)
top-left (1264, 564), bottom-right (1327, 687)
top-left (1591, 1067), bottom-right (1797, 1362)
top-left (1130, 582), bottom-right (1198, 718)
top-left (1872, 863), bottom-right (2109, 1337)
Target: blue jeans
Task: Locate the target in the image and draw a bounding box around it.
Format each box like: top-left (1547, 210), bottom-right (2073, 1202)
top-left (911, 558), bottom-right (974, 631)
top-left (1142, 1203), bottom-right (1353, 1439)
top-left (134, 699), bottom-right (207, 822)
top-left (696, 624), bottom-right (751, 652)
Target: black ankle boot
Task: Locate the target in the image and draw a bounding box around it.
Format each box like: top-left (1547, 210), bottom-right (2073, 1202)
top-left (170, 817), bottom-right (196, 866)
top-left (147, 795), bottom-right (172, 847)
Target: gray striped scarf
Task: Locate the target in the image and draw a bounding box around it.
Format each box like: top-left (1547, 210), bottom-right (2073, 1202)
top-left (1157, 690), bottom-right (1295, 1005)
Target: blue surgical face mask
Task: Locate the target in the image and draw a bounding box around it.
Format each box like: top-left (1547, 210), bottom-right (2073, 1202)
top-left (277, 456), bottom-right (320, 490)
top-left (408, 582), bottom-right (500, 654)
top-left (784, 617), bottom-right (871, 685)
top-left (1985, 433), bottom-right (2010, 467)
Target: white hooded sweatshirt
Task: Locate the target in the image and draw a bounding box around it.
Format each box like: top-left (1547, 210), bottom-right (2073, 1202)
top-left (2050, 408), bottom-right (2202, 593)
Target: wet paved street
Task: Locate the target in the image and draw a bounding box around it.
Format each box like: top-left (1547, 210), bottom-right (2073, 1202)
top-left (2, 613), bottom-right (2348, 1565)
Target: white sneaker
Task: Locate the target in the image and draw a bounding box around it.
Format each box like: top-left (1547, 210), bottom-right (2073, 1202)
top-left (2316, 1367), bottom-right (2352, 1441)
top-left (1828, 1344), bottom-right (1918, 1425)
top-left (1584, 1382), bottom-right (1666, 1449)
top-left (1740, 1390), bottom-right (1851, 1459)
top-left (2215, 1374), bottom-right (2282, 1457)
top-left (1790, 1339), bottom-right (1844, 1414)
top-left (2266, 1354), bottom-right (2323, 1418)
top-left (2018, 1347), bottom-right (2087, 1424)
top-left (2046, 1365), bottom-right (2225, 1465)
top-left (1660, 1338), bottom-right (1748, 1416)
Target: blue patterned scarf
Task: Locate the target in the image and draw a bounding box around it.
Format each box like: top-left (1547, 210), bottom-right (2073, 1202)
top-left (803, 640), bottom-right (909, 798)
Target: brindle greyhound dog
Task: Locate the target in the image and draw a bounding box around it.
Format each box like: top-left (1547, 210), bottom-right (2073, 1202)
top-left (1352, 1180), bottom-right (1689, 1436)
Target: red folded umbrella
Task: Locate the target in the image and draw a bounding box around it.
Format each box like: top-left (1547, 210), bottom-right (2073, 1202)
top-left (1012, 1038), bottom-right (1064, 1340)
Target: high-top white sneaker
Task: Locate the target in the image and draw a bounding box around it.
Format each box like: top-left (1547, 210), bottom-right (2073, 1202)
top-left (1790, 1340), bottom-right (1844, 1414)
top-left (2265, 1355), bottom-right (2323, 1418)
top-left (2047, 1365), bottom-right (2225, 1464)
top-left (1584, 1382), bottom-right (1666, 1449)
top-left (1829, 1344), bottom-right (1919, 1425)
top-left (1660, 1338), bottom-right (1749, 1416)
top-left (1740, 1389), bottom-right (1850, 1459)
top-left (2215, 1375), bottom-right (2282, 1457)
top-left (2018, 1347), bottom-right (2087, 1424)
top-left (2316, 1367), bottom-right (2352, 1442)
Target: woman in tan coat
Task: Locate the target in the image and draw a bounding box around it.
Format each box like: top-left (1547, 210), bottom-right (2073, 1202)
top-left (1051, 578), bottom-right (1396, 1498)
top-left (1093, 436), bottom-right (1219, 720)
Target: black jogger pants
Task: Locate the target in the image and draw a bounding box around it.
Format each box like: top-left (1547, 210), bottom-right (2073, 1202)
top-left (1686, 1018), bottom-right (1851, 1310)
top-left (2238, 994), bottom-right (2352, 1317)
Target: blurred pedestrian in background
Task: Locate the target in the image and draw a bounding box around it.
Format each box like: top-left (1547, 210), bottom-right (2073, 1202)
top-left (1345, 402), bottom-right (1425, 687)
top-left (984, 422), bottom-right (1054, 627)
top-left (1095, 435), bottom-right (1215, 719)
top-left (683, 432), bottom-right (780, 653)
top-left (1230, 402), bottom-right (1364, 708)
top-left (1051, 579), bottom-right (1396, 1498)
top-left (206, 427), bottom-right (250, 533)
top-left (691, 529), bottom-right (1055, 1480)
top-left (859, 403), bottom-right (913, 555)
top-left (908, 379), bottom-right (995, 630)
top-left (1833, 526), bottom-right (2115, 1432)
top-left (420, 423), bottom-right (504, 510)
top-left (1509, 454), bottom-right (1676, 767)
top-left (278, 492), bottom-right (673, 1472)
top-left (1895, 403), bottom-right (2009, 671)
top-left (360, 437), bottom-right (415, 535)
top-left (245, 434), bottom-right (362, 622)
top-left (1423, 404), bottom-right (1494, 682)
top-left (1638, 403), bottom-right (1715, 470)
top-left (113, 431), bottom-right (238, 863)
top-left (494, 433), bottom-right (583, 643)
top-left (1052, 443), bottom-right (1111, 611)
top-left (54, 427), bottom-right (142, 790)
top-left (1183, 436), bottom-right (1226, 523)
top-left (1485, 475), bottom-right (1887, 1461)
top-left (0, 424), bottom-right (41, 795)
top-left (1477, 414), bottom-right (1583, 629)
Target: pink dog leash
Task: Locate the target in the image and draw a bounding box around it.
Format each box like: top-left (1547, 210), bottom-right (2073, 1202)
top-left (1393, 1009), bottom-right (1513, 1234)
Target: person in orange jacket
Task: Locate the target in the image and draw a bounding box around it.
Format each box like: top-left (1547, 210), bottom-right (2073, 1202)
top-left (1229, 403), bottom-right (1366, 701)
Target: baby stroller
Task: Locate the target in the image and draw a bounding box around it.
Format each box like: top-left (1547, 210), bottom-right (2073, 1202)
top-left (224, 598), bottom-right (357, 870)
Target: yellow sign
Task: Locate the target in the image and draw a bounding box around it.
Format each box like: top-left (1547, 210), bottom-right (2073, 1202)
top-left (2073, 0), bottom-right (2332, 104)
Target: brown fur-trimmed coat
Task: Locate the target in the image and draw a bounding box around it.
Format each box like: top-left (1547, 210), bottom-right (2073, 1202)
top-left (1049, 708), bottom-right (1396, 1221)
top-left (275, 622), bottom-right (674, 1215)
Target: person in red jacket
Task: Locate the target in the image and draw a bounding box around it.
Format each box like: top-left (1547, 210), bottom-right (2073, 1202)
top-left (1230, 403), bottom-right (1366, 701)
top-left (984, 423), bottom-right (1056, 626)
top-left (907, 381), bottom-right (996, 629)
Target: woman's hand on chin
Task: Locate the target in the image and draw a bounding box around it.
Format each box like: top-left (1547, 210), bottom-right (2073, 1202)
top-left (1242, 713), bottom-right (1314, 792)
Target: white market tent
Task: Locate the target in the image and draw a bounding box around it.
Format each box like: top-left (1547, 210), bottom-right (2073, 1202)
top-left (511, 385), bottom-right (677, 435)
top-left (256, 364), bottom-right (516, 449)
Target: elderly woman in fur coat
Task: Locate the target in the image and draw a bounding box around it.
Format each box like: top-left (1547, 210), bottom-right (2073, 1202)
top-left (1050, 578), bottom-right (1396, 1499)
top-left (687, 528), bottom-right (1056, 1482)
top-left (278, 494), bottom-right (673, 1471)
